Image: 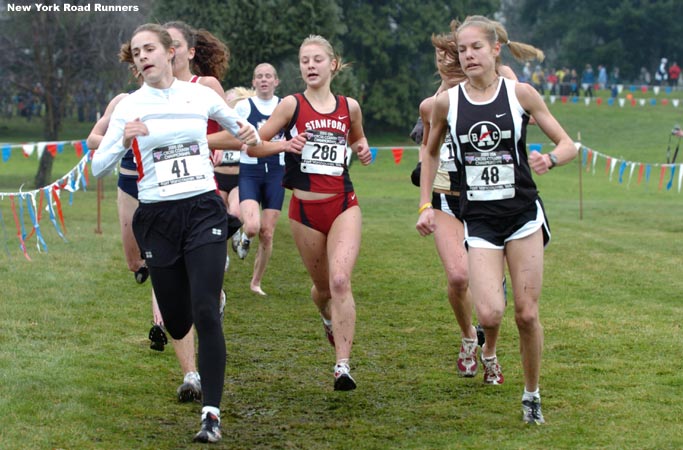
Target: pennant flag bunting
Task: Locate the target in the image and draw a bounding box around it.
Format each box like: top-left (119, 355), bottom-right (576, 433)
top-left (666, 165), bottom-right (676, 191)
top-left (658, 166), bottom-right (666, 190)
top-left (1, 146), bottom-right (92, 259)
top-left (391, 148), bottom-right (403, 165)
top-left (557, 144), bottom-right (683, 194)
top-left (369, 147), bottom-right (378, 163)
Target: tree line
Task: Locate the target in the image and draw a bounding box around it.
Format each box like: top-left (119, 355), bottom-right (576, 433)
top-left (2, 0), bottom-right (682, 186)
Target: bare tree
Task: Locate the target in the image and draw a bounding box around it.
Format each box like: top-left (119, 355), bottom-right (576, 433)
top-left (0, 1), bottom-right (151, 187)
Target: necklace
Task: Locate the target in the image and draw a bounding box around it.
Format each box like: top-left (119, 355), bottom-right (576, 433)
top-left (468, 77), bottom-right (498, 92)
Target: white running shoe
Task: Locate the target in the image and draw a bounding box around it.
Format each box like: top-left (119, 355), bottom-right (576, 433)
top-left (236, 233), bottom-right (250, 260)
top-left (333, 362), bottom-right (357, 391)
top-left (231, 229), bottom-right (241, 253)
top-left (219, 290), bottom-right (226, 323)
top-left (177, 371), bottom-right (202, 402)
top-left (522, 397), bottom-right (545, 424)
top-left (193, 412), bottom-right (221, 443)
top-left (457, 337), bottom-right (478, 377)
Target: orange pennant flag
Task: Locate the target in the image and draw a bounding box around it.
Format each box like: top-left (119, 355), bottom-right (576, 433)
top-left (637, 164), bottom-right (644, 184)
top-left (658, 166), bottom-right (667, 190)
top-left (73, 140), bottom-right (83, 157)
top-left (47, 143), bottom-right (58, 157)
top-left (392, 147), bottom-right (403, 165)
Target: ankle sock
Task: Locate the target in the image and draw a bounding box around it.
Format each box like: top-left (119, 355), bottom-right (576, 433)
top-left (523, 388), bottom-right (540, 402)
top-left (202, 406), bottom-right (220, 422)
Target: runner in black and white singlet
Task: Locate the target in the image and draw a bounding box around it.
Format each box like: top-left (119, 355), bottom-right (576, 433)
top-left (417, 15), bottom-right (576, 426)
top-left (91, 24), bottom-right (259, 444)
top-left (414, 20), bottom-right (543, 382)
top-left (233, 63), bottom-right (286, 296)
top-left (246, 35), bottom-right (372, 392)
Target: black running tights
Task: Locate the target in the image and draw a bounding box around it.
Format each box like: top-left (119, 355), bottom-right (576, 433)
top-left (148, 241), bottom-right (227, 408)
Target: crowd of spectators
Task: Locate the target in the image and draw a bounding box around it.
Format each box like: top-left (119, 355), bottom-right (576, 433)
top-left (521, 59), bottom-right (682, 98)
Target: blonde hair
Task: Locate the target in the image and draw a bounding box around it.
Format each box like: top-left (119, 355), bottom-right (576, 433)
top-left (225, 86), bottom-right (256, 108)
top-left (431, 19), bottom-right (464, 81)
top-left (300, 35), bottom-right (349, 78)
top-left (456, 15), bottom-right (545, 63)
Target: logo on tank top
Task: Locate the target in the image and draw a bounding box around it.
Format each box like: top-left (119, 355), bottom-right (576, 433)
top-left (467, 121), bottom-right (502, 152)
top-left (303, 118), bottom-right (347, 134)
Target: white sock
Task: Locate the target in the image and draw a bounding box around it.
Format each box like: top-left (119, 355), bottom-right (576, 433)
top-left (523, 388), bottom-right (540, 402)
top-left (321, 315), bottom-right (332, 326)
top-left (202, 406), bottom-right (220, 422)
top-left (336, 358), bottom-right (349, 367)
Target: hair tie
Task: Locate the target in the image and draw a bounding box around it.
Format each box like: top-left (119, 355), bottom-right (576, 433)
top-left (505, 40), bottom-right (511, 45)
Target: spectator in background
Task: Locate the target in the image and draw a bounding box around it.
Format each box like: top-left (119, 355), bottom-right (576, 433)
top-left (569, 68), bottom-right (579, 97)
top-left (597, 64), bottom-right (607, 90)
top-left (531, 65), bottom-right (545, 95)
top-left (581, 64), bottom-right (594, 97)
top-left (559, 67), bottom-right (571, 96)
top-left (546, 69), bottom-right (558, 95)
top-left (610, 66), bottom-right (620, 87)
top-left (521, 61), bottom-right (532, 83)
top-left (640, 67), bottom-right (651, 85)
top-left (655, 58), bottom-right (668, 86)
top-left (669, 61), bottom-right (680, 89)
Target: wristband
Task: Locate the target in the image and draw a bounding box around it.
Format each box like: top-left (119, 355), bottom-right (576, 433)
top-left (418, 202), bottom-right (433, 214)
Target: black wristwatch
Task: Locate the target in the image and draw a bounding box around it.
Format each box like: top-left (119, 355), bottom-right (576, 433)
top-left (548, 152), bottom-right (558, 169)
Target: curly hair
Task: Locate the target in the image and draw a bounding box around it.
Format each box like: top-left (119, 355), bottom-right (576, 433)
top-left (164, 20), bottom-right (230, 81)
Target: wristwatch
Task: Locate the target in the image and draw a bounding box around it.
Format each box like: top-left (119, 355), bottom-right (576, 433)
top-left (548, 152), bottom-right (558, 169)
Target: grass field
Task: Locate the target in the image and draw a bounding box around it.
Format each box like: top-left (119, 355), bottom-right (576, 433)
top-left (1, 96), bottom-right (683, 449)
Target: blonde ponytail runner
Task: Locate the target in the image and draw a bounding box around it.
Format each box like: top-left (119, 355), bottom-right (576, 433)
top-left (490, 18), bottom-right (545, 63)
top-left (507, 40), bottom-right (545, 63)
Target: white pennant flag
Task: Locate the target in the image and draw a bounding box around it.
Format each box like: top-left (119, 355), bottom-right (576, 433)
top-left (609, 158), bottom-right (619, 181)
top-left (628, 162), bottom-right (636, 187)
top-left (22, 143), bottom-right (35, 157)
top-left (639, 99), bottom-right (646, 106)
top-left (674, 99), bottom-right (680, 107)
top-left (618, 98), bottom-right (625, 107)
top-left (653, 86), bottom-right (660, 95)
top-left (36, 142), bottom-right (46, 159)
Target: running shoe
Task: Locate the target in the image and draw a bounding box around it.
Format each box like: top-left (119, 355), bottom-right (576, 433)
top-left (219, 289), bottom-right (226, 323)
top-left (321, 315), bottom-right (335, 347)
top-left (333, 362), bottom-right (357, 391)
top-left (476, 324), bottom-right (485, 347)
top-left (503, 275), bottom-right (508, 306)
top-left (193, 412), bottom-right (221, 443)
top-left (134, 265), bottom-right (149, 284)
top-left (236, 233), bottom-right (250, 260)
top-left (522, 398), bottom-right (545, 424)
top-left (177, 371), bottom-right (202, 403)
top-left (231, 229), bottom-right (241, 253)
top-left (148, 324), bottom-right (167, 352)
top-left (456, 337), bottom-right (478, 377)
top-left (480, 353), bottom-right (504, 385)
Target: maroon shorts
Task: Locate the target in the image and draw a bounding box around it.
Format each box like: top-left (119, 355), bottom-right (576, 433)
top-left (288, 191), bottom-right (359, 235)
